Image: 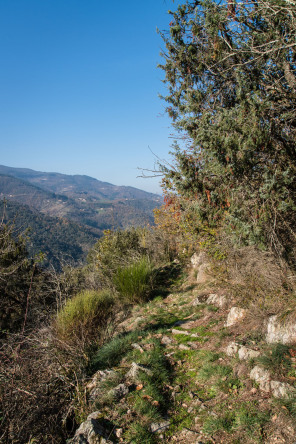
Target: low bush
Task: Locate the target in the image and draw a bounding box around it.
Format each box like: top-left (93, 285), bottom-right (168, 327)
top-left (113, 257), bottom-right (155, 303)
top-left (55, 289), bottom-right (116, 348)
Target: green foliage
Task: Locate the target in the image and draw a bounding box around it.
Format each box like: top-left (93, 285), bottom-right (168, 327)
top-left (203, 402), bottom-right (269, 439)
top-left (88, 228), bottom-right (148, 284)
top-left (277, 395), bottom-right (296, 419)
top-left (234, 403), bottom-right (270, 438)
top-left (257, 343), bottom-right (295, 377)
top-left (55, 289), bottom-right (115, 346)
top-left (159, 0), bottom-right (296, 263)
top-left (124, 423), bottom-right (158, 444)
top-left (203, 412), bottom-right (236, 434)
top-left (113, 257), bottom-right (155, 303)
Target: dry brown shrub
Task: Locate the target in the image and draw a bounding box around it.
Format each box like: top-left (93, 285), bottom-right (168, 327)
top-left (221, 244), bottom-right (296, 315)
top-left (0, 329), bottom-right (75, 443)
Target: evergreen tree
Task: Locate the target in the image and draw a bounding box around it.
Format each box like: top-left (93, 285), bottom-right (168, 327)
top-left (159, 0), bottom-right (296, 261)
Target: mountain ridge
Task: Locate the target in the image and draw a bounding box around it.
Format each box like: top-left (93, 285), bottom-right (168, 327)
top-left (0, 165), bottom-right (162, 269)
top-left (0, 165), bottom-right (161, 201)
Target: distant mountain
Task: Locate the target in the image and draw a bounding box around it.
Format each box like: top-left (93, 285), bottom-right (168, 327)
top-left (0, 165), bottom-right (162, 269)
top-left (0, 165), bottom-right (160, 201)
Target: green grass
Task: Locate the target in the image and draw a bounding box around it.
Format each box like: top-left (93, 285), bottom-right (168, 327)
top-left (90, 330), bottom-right (147, 371)
top-left (55, 289), bottom-right (115, 344)
top-left (203, 412), bottom-right (236, 434)
top-left (276, 395), bottom-right (296, 418)
top-left (113, 256), bottom-right (155, 303)
top-left (123, 423), bottom-right (158, 443)
top-left (257, 343), bottom-right (296, 377)
top-left (234, 403), bottom-right (270, 438)
top-left (198, 362), bottom-right (232, 381)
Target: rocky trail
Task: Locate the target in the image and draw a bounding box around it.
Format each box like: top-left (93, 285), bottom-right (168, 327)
top-left (69, 255), bottom-right (296, 444)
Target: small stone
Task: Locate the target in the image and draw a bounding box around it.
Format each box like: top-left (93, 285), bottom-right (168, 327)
top-left (225, 307), bottom-right (247, 327)
top-left (249, 366), bottom-right (271, 392)
top-left (226, 341), bottom-right (239, 357)
top-left (161, 335), bottom-right (173, 345)
top-left (125, 362), bottom-right (152, 383)
top-left (187, 341), bottom-right (199, 349)
top-left (110, 383), bottom-right (129, 400)
top-left (131, 343), bottom-right (144, 353)
top-left (179, 344), bottom-right (190, 350)
top-left (150, 421), bottom-right (170, 433)
top-left (238, 346), bottom-right (260, 361)
top-left (171, 329), bottom-right (190, 336)
top-left (69, 411), bottom-right (114, 444)
top-left (187, 407), bottom-right (194, 413)
top-left (206, 293), bottom-right (227, 308)
top-left (115, 428), bottom-right (123, 438)
top-left (143, 343), bottom-right (155, 350)
top-left (270, 380), bottom-right (296, 398)
top-left (250, 387), bottom-right (257, 395)
top-left (86, 369), bottom-right (116, 391)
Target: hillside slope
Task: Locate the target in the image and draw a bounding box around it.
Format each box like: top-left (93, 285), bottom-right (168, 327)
top-left (70, 253), bottom-right (296, 443)
top-left (1, 200), bottom-right (99, 270)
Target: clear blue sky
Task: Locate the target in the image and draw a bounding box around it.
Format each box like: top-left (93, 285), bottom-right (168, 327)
top-left (0, 0), bottom-right (180, 194)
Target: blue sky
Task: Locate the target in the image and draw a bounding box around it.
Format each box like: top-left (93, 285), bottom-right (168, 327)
top-left (0, 0), bottom-right (180, 194)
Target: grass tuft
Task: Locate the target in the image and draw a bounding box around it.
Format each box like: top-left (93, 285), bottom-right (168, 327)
top-left (113, 256), bottom-right (155, 303)
top-left (55, 289), bottom-right (115, 345)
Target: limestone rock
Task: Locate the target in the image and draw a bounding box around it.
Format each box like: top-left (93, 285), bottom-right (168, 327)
top-left (226, 341), bottom-right (239, 357)
top-left (69, 412), bottom-right (114, 444)
top-left (190, 252), bottom-right (211, 284)
top-left (270, 381), bottom-right (295, 398)
top-left (191, 252), bottom-right (207, 269)
top-left (206, 293), bottom-right (227, 308)
top-left (125, 362), bottom-right (152, 383)
top-left (266, 315), bottom-right (296, 344)
top-left (161, 335), bottom-right (173, 345)
top-left (150, 420), bottom-right (170, 433)
top-left (109, 383), bottom-right (129, 400)
top-left (196, 263), bottom-right (210, 284)
top-left (225, 307), bottom-right (247, 327)
top-left (131, 343), bottom-right (144, 353)
top-left (192, 297), bottom-right (203, 306)
top-left (86, 370), bottom-right (116, 401)
top-left (238, 346), bottom-right (260, 360)
top-left (87, 370), bottom-right (116, 391)
top-left (171, 329), bottom-right (190, 336)
top-left (179, 344), bottom-right (190, 350)
top-left (250, 366), bottom-right (271, 392)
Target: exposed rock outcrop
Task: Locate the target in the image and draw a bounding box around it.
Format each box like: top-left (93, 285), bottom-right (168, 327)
top-left (225, 307), bottom-right (248, 327)
top-left (266, 315), bottom-right (296, 344)
top-left (68, 412), bottom-right (115, 444)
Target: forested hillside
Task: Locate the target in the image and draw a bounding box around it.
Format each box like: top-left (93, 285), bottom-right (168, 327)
top-left (0, 200), bottom-right (98, 270)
